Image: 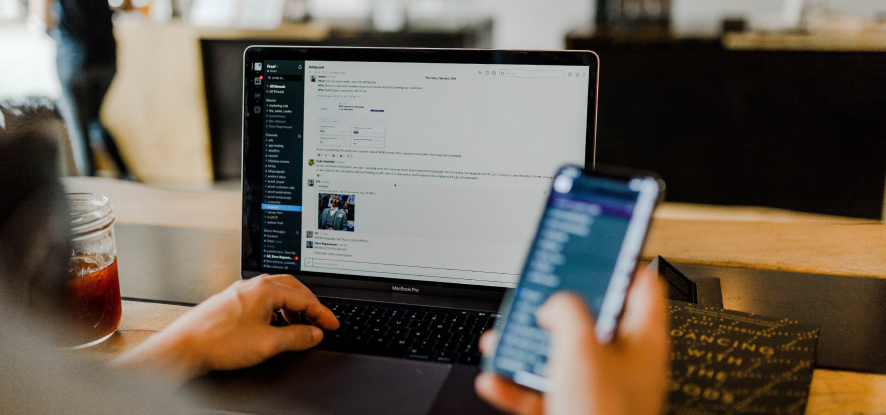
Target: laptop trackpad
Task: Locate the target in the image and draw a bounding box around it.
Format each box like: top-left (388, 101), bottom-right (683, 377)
top-left (188, 350), bottom-right (451, 415)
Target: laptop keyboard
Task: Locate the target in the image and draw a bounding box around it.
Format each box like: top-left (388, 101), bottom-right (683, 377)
top-left (305, 298), bottom-right (499, 365)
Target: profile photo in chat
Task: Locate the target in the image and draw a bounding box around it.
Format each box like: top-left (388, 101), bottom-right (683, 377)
top-left (318, 193), bottom-right (355, 232)
top-left (307, 179), bottom-right (314, 187)
top-left (306, 231), bottom-right (313, 238)
top-left (311, 75), bottom-right (316, 82)
top-left (308, 159), bottom-right (315, 166)
top-left (306, 241), bottom-right (313, 248)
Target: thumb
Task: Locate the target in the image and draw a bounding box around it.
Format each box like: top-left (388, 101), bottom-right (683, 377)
top-left (536, 292), bottom-right (599, 354)
top-left (618, 269), bottom-right (669, 345)
top-left (273, 325), bottom-right (324, 353)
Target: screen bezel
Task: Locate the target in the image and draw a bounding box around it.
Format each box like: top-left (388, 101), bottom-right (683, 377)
top-left (240, 46), bottom-right (600, 302)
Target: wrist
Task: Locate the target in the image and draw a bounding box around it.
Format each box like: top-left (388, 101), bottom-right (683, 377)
top-left (111, 329), bottom-right (209, 384)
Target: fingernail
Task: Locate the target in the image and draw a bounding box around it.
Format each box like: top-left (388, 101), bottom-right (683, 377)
top-left (311, 326), bottom-right (323, 343)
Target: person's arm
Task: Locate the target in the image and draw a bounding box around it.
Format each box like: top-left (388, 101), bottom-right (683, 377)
top-left (475, 269), bottom-right (670, 415)
top-left (111, 274), bottom-right (339, 384)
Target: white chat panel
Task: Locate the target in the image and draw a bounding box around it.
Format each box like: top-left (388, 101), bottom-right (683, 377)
top-left (301, 60), bottom-right (590, 286)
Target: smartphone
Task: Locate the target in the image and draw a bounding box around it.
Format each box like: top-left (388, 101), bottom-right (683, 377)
top-left (483, 165), bottom-right (663, 392)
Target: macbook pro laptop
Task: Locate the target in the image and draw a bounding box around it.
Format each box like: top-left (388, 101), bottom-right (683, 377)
top-left (194, 46), bottom-right (599, 415)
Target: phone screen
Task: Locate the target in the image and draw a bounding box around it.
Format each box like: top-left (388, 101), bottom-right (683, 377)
top-left (487, 166), bottom-right (660, 391)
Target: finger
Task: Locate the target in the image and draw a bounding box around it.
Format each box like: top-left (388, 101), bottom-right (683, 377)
top-left (475, 373), bottom-right (544, 415)
top-left (272, 324), bottom-right (324, 353)
top-left (299, 300), bottom-right (340, 330)
top-left (268, 284), bottom-right (340, 330)
top-left (280, 309), bottom-right (302, 324)
top-left (619, 269), bottom-right (668, 345)
top-left (261, 275), bottom-right (339, 329)
top-left (479, 330), bottom-right (499, 355)
top-left (536, 292), bottom-right (598, 348)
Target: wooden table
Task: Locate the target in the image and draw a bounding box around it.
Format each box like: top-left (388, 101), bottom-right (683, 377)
top-left (63, 177), bottom-right (886, 415)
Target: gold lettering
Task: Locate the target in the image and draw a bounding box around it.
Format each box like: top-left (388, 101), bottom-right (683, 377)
top-left (759, 346), bottom-right (775, 356)
top-left (722, 391), bottom-right (735, 404)
top-left (682, 383), bottom-right (702, 397)
top-left (697, 368), bottom-right (717, 380)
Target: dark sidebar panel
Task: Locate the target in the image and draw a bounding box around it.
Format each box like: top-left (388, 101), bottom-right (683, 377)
top-left (253, 60), bottom-right (306, 272)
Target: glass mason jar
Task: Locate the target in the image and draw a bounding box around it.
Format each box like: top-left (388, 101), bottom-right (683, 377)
top-left (63, 193), bottom-right (122, 349)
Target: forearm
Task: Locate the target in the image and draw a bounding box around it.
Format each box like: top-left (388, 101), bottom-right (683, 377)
top-left (109, 275), bottom-right (337, 385)
top-left (110, 328), bottom-right (209, 385)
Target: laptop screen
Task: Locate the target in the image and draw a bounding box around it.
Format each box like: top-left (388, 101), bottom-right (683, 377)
top-left (242, 47), bottom-right (598, 291)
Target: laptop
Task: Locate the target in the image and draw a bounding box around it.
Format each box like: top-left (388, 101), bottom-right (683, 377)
top-left (192, 46), bottom-right (599, 415)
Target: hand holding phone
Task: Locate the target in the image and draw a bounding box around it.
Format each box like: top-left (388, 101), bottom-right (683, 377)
top-left (476, 268), bottom-right (671, 415)
top-left (482, 165), bottom-right (662, 392)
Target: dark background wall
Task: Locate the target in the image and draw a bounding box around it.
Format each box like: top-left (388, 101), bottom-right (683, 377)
top-left (569, 36), bottom-right (886, 219)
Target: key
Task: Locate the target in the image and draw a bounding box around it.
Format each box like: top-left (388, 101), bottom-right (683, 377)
top-left (384, 309), bottom-right (407, 319)
top-left (434, 352), bottom-right (458, 363)
top-left (366, 326), bottom-right (388, 336)
top-left (346, 324), bottom-right (367, 334)
top-left (428, 332), bottom-right (451, 342)
top-left (345, 306), bottom-right (366, 315)
top-left (453, 324), bottom-right (475, 334)
top-left (345, 314), bottom-right (368, 324)
top-left (368, 316), bottom-right (390, 326)
top-left (440, 341), bottom-right (458, 352)
top-left (405, 311), bottom-right (426, 321)
top-left (414, 339), bottom-right (436, 349)
top-left (409, 330), bottom-right (430, 340)
top-left (425, 313), bottom-right (447, 322)
top-left (472, 325), bottom-right (490, 335)
top-left (388, 328), bottom-right (410, 338)
top-left (408, 320), bottom-right (431, 329)
top-left (325, 303), bottom-right (345, 313)
top-left (444, 314), bottom-right (466, 324)
top-left (406, 348), bottom-right (436, 361)
top-left (466, 316), bottom-right (488, 326)
top-left (458, 353), bottom-right (481, 365)
top-left (369, 335), bottom-right (391, 349)
top-left (429, 323), bottom-right (452, 332)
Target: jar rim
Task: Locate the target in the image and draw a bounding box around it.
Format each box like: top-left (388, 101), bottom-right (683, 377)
top-left (68, 193), bottom-right (115, 237)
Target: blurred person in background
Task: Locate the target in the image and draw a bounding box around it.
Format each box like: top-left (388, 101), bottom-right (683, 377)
top-left (32, 0), bottom-right (132, 179)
